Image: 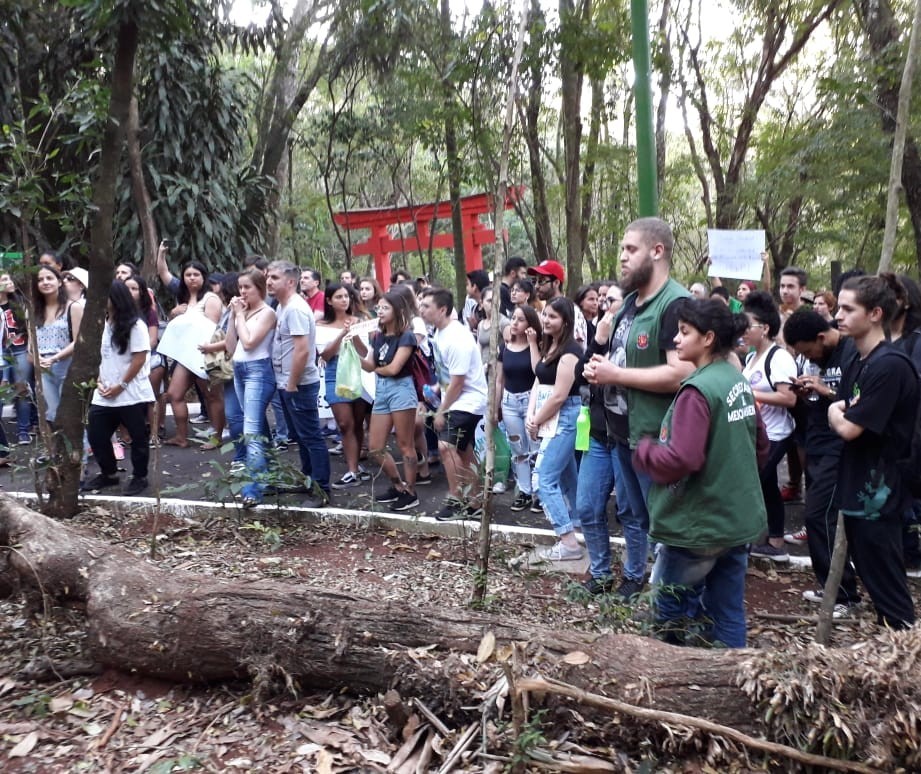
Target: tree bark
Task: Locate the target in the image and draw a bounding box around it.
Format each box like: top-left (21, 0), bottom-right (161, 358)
top-left (579, 76), bottom-right (603, 281)
top-left (44, 18), bottom-right (139, 519)
top-left (869, 0), bottom-right (921, 271)
top-left (127, 96), bottom-right (158, 282)
top-left (0, 495), bottom-right (759, 730)
top-left (521, 0), bottom-right (555, 264)
top-left (559, 0), bottom-right (588, 293)
top-left (441, 0), bottom-right (467, 302)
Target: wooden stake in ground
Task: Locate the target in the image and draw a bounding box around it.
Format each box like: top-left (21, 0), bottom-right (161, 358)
top-left (814, 510), bottom-right (849, 645)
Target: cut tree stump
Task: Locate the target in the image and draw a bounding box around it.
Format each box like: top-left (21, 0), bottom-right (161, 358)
top-left (0, 495), bottom-right (757, 731)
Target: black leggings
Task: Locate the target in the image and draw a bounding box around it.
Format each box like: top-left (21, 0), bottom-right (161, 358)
top-left (87, 403), bottom-right (149, 479)
top-left (760, 436), bottom-right (791, 538)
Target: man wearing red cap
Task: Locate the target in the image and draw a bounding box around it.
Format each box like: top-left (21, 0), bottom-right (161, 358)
top-left (527, 260), bottom-right (587, 346)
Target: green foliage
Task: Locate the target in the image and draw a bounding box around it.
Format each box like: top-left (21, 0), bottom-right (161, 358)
top-left (114, 24), bottom-right (270, 271)
top-left (511, 709), bottom-right (548, 766)
top-left (241, 520), bottom-right (283, 550)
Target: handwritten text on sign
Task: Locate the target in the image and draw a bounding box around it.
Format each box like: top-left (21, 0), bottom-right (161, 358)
top-left (707, 230), bottom-right (765, 281)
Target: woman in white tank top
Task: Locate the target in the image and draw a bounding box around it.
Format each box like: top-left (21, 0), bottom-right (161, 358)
top-left (224, 269), bottom-right (277, 508)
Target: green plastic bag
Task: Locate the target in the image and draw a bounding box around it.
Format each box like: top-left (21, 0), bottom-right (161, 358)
top-left (335, 339), bottom-right (362, 400)
top-left (474, 420), bottom-right (511, 484)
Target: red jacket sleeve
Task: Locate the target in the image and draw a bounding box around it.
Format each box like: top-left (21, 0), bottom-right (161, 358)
top-left (633, 387), bottom-right (709, 485)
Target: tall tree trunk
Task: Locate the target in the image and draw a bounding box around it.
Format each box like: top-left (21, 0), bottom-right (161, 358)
top-left (44, 19), bottom-right (139, 519)
top-left (241, 0), bottom-right (333, 256)
top-left (127, 96), bottom-right (158, 282)
top-left (560, 0), bottom-right (587, 293)
top-left (859, 0), bottom-right (921, 268)
top-left (522, 0), bottom-right (555, 263)
top-left (441, 0), bottom-right (466, 302)
top-left (655, 0), bottom-right (673, 192)
top-left (579, 75), bottom-right (603, 281)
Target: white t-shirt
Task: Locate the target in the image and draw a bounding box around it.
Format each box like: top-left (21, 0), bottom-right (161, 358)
top-left (433, 319), bottom-right (488, 416)
top-left (92, 319), bottom-right (155, 407)
top-left (273, 294), bottom-right (319, 387)
top-left (743, 344), bottom-right (796, 441)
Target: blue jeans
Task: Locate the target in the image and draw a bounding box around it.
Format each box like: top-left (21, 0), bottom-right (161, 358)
top-left (616, 441), bottom-right (651, 582)
top-left (234, 358), bottom-right (275, 500)
top-left (576, 437), bottom-right (628, 579)
top-left (279, 381), bottom-right (330, 493)
top-left (270, 388), bottom-right (289, 442)
top-left (40, 356), bottom-right (71, 424)
top-left (535, 397), bottom-right (580, 535)
top-left (223, 376), bottom-right (245, 464)
top-left (2, 348), bottom-right (32, 436)
top-left (652, 544), bottom-right (749, 648)
top-left (502, 389), bottom-right (538, 496)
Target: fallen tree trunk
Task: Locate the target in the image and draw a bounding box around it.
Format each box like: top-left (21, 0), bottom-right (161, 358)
top-left (0, 494), bottom-right (755, 729)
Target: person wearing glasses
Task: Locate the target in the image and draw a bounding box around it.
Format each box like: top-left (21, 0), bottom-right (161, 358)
top-left (742, 290), bottom-right (798, 562)
top-left (527, 260), bottom-right (587, 348)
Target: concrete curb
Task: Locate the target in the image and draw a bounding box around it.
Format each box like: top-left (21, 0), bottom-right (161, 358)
top-left (4, 491), bottom-right (812, 570)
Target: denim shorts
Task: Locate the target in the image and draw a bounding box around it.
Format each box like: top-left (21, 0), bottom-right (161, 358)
top-left (372, 374), bottom-right (418, 414)
top-left (324, 356), bottom-right (352, 406)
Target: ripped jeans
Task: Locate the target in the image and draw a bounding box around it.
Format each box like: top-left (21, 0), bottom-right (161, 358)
top-left (502, 389), bottom-right (538, 496)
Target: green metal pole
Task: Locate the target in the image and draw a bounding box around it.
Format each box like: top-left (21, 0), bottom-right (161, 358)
top-left (631, 0), bottom-right (658, 216)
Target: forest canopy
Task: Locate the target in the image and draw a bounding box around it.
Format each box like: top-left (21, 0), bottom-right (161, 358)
top-left (1, 0), bottom-right (919, 293)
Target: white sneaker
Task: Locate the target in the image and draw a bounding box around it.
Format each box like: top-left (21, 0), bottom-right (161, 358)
top-left (190, 413), bottom-right (208, 424)
top-left (492, 480), bottom-right (507, 494)
top-left (833, 603), bottom-right (858, 620)
top-left (539, 541), bottom-right (584, 562)
top-left (802, 589), bottom-right (824, 604)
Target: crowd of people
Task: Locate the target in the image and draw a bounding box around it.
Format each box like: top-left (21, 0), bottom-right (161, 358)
top-left (7, 218), bottom-right (921, 648)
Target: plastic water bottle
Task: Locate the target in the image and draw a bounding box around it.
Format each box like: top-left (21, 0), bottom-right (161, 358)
top-left (575, 406), bottom-right (590, 451)
top-left (422, 383), bottom-right (441, 409)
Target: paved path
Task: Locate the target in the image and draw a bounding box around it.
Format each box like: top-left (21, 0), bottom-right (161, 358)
top-left (0, 412), bottom-right (808, 560)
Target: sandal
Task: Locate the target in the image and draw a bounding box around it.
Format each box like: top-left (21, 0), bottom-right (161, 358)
top-left (200, 436), bottom-right (221, 451)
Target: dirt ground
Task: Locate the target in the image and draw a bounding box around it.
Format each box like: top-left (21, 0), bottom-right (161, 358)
top-left (0, 499), bottom-right (899, 772)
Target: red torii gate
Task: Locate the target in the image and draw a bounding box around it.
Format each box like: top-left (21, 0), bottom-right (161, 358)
top-left (332, 188), bottom-right (522, 289)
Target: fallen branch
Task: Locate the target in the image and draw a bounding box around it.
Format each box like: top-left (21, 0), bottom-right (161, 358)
top-left (436, 722), bottom-right (478, 774)
top-left (515, 676), bottom-right (878, 774)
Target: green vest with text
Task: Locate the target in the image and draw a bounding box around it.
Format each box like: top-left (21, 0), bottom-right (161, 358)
top-left (647, 360), bottom-right (766, 550)
top-left (622, 277), bottom-right (690, 447)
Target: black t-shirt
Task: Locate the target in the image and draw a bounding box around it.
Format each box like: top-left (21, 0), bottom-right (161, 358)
top-left (803, 335), bottom-right (858, 458)
top-left (534, 341), bottom-right (583, 396)
top-left (499, 343), bottom-right (534, 394)
top-left (372, 330), bottom-right (416, 378)
top-left (894, 329), bottom-right (921, 376)
top-left (500, 282), bottom-right (514, 318)
top-left (836, 341), bottom-right (920, 519)
top-left (601, 296), bottom-right (682, 443)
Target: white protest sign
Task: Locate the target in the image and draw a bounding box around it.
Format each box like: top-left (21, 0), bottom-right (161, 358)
top-left (346, 317), bottom-right (382, 339)
top-left (707, 230), bottom-right (765, 281)
top-left (157, 313), bottom-right (217, 378)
